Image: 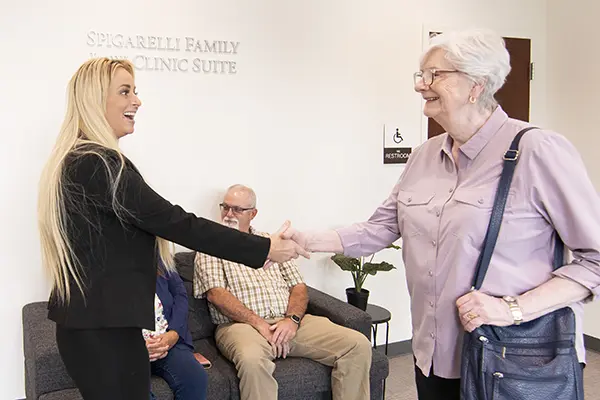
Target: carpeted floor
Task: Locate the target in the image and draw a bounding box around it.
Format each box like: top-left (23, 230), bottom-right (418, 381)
top-left (384, 351), bottom-right (600, 400)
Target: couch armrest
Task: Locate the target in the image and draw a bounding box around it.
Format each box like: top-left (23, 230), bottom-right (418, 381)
top-left (23, 302), bottom-right (75, 400)
top-left (305, 286), bottom-right (372, 339)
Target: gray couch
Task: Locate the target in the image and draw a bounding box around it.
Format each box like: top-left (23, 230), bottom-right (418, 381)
top-left (23, 251), bottom-right (389, 399)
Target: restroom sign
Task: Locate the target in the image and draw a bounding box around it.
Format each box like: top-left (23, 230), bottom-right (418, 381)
top-left (384, 147), bottom-right (412, 164)
top-left (383, 124), bottom-right (412, 164)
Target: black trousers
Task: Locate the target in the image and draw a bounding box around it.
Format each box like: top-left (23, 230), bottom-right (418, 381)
top-left (56, 325), bottom-right (150, 400)
top-left (414, 361), bottom-right (460, 400)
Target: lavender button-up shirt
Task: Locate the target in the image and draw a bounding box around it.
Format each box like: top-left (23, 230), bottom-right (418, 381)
top-left (336, 107), bottom-right (600, 379)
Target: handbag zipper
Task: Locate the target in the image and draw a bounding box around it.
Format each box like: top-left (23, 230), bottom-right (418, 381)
top-left (491, 371), bottom-right (567, 400)
top-left (479, 336), bottom-right (489, 367)
top-left (493, 371), bottom-right (567, 382)
top-left (491, 372), bottom-right (503, 400)
top-left (478, 335), bottom-right (572, 349)
top-left (479, 336), bottom-right (489, 398)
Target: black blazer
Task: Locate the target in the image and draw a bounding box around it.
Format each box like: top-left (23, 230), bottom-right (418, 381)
top-left (47, 148), bottom-right (270, 329)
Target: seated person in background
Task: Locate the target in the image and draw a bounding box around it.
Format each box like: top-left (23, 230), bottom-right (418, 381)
top-left (145, 262), bottom-right (208, 400)
top-left (194, 184), bottom-right (372, 400)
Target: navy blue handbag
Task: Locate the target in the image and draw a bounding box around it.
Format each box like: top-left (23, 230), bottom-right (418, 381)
top-left (460, 127), bottom-right (585, 400)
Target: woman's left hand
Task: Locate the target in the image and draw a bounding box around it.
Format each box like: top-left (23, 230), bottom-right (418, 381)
top-left (456, 290), bottom-right (514, 332)
top-left (147, 331), bottom-right (179, 361)
top-left (158, 331), bottom-right (179, 350)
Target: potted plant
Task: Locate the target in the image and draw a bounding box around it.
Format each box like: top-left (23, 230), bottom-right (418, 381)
top-left (330, 244), bottom-right (400, 311)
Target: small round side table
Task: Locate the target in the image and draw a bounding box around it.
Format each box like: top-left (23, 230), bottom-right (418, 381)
top-left (366, 304), bottom-right (391, 355)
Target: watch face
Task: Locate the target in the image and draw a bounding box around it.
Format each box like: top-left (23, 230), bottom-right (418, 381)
top-left (290, 315), bottom-right (300, 323)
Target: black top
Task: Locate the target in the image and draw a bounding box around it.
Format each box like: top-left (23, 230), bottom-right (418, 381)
top-left (47, 147), bottom-right (270, 329)
top-left (366, 304), bottom-right (391, 324)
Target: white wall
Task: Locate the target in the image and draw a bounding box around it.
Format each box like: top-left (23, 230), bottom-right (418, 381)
top-left (0, 0), bottom-right (548, 398)
top-left (547, 0), bottom-right (600, 339)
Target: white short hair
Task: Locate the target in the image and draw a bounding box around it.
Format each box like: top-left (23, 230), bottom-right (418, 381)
top-left (421, 29), bottom-right (511, 111)
top-left (226, 184), bottom-right (257, 208)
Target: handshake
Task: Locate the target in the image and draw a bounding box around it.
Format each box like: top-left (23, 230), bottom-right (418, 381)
top-left (265, 220), bottom-right (309, 268)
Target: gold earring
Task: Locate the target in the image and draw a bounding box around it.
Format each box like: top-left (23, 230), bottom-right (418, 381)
top-left (469, 96), bottom-right (477, 104)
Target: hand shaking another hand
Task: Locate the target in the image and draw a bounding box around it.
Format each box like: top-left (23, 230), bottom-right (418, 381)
top-left (265, 220), bottom-right (310, 268)
top-left (280, 225), bottom-right (308, 249)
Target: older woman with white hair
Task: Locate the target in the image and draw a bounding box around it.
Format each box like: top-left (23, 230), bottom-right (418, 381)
top-left (285, 29), bottom-right (600, 399)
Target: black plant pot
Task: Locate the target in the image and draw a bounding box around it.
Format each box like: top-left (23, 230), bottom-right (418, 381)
top-left (346, 287), bottom-right (370, 311)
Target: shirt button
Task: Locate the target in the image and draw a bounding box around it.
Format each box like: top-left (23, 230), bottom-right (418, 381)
top-left (449, 188), bottom-right (454, 193)
top-left (429, 301), bottom-right (434, 307)
top-left (478, 198), bottom-right (484, 204)
top-left (407, 197), bottom-right (412, 203)
top-left (430, 332), bottom-right (435, 339)
top-left (432, 240), bottom-right (437, 246)
top-left (428, 270), bottom-right (434, 277)
top-left (435, 210), bottom-right (440, 217)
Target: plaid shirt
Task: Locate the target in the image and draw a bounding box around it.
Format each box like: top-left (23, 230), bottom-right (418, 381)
top-left (193, 227), bottom-right (304, 325)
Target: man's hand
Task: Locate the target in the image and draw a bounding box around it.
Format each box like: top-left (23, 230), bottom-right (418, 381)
top-left (266, 221), bottom-right (310, 268)
top-left (255, 320), bottom-right (291, 359)
top-left (269, 318), bottom-right (298, 346)
top-left (255, 320), bottom-right (279, 357)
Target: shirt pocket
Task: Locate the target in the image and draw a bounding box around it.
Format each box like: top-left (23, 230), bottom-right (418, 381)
top-left (453, 190), bottom-right (495, 209)
top-left (451, 189), bottom-right (509, 243)
top-left (453, 189), bottom-right (515, 211)
top-left (397, 190), bottom-right (435, 237)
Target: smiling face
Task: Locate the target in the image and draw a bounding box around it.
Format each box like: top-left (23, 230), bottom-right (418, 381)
top-left (105, 67), bottom-right (141, 138)
top-left (414, 48), bottom-right (480, 127)
top-left (220, 188), bottom-right (257, 233)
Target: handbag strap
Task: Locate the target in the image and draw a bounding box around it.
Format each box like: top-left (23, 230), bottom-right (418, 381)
top-left (471, 126), bottom-right (565, 290)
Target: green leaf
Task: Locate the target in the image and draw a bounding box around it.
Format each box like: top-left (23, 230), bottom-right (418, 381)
top-left (362, 261), bottom-right (396, 275)
top-left (330, 254), bottom-right (361, 272)
top-left (386, 243), bottom-right (401, 250)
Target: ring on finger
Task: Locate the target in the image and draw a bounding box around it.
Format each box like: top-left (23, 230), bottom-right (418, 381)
top-left (466, 312), bottom-right (478, 321)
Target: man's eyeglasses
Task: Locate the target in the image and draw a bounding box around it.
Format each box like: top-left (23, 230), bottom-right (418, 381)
top-left (219, 203), bottom-right (255, 215)
top-left (413, 69), bottom-right (460, 86)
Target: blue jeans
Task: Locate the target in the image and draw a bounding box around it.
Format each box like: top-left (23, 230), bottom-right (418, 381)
top-left (150, 344), bottom-right (208, 400)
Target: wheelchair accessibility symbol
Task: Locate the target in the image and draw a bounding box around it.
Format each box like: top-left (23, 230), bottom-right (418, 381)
top-left (393, 128), bottom-right (404, 144)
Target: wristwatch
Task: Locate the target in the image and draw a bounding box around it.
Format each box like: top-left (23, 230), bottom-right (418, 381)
top-left (502, 296), bottom-right (523, 325)
top-left (286, 314), bottom-right (301, 325)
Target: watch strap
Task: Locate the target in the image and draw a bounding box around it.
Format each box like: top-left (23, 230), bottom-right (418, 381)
top-left (502, 296), bottom-right (523, 325)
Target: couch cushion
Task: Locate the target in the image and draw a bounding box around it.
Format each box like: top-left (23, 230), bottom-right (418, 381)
top-left (23, 302), bottom-right (76, 398)
top-left (176, 251), bottom-right (217, 340)
top-left (370, 348), bottom-right (390, 391)
top-left (194, 337), bottom-right (333, 400)
top-left (192, 338), bottom-right (233, 399)
top-left (38, 377), bottom-right (174, 400)
top-left (195, 335), bottom-right (389, 400)
top-left (174, 251), bottom-right (196, 282)
top-left (183, 281), bottom-right (216, 340)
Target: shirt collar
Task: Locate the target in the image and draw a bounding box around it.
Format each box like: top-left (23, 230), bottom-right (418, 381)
top-left (439, 106), bottom-right (508, 160)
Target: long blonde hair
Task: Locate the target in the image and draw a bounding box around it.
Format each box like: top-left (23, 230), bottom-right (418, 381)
top-left (38, 58), bottom-right (175, 304)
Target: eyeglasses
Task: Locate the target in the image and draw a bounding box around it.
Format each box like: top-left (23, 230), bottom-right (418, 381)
top-left (413, 69), bottom-right (460, 86)
top-left (219, 203), bottom-right (255, 215)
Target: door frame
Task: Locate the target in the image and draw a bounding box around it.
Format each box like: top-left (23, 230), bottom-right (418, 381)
top-left (417, 24), bottom-right (537, 144)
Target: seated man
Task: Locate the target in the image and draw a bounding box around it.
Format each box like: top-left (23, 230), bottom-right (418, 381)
top-left (194, 184), bottom-right (372, 400)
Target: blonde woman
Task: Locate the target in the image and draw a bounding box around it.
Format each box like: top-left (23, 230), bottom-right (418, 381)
top-left (37, 58), bottom-right (307, 400)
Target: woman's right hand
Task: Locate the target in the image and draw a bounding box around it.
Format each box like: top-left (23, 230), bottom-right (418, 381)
top-left (146, 337), bottom-right (169, 362)
top-left (267, 221), bottom-right (310, 266)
